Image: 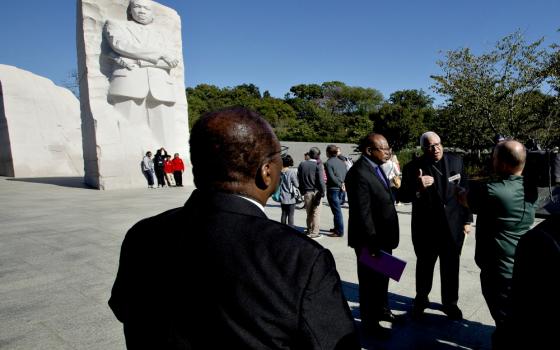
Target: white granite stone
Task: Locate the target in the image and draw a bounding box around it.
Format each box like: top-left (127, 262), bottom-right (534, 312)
top-left (77, 0), bottom-right (190, 190)
top-left (0, 64), bottom-right (84, 178)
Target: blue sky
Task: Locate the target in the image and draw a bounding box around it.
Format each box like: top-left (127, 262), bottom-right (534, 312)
top-left (0, 0), bottom-right (558, 105)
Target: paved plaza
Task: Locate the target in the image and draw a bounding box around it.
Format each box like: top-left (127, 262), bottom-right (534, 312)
top-left (0, 176), bottom-right (502, 349)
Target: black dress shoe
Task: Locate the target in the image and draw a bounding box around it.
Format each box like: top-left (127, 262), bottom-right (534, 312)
top-left (411, 297), bottom-right (430, 319)
top-left (379, 309), bottom-right (404, 323)
top-left (326, 229), bottom-right (342, 237)
top-left (442, 305), bottom-right (463, 320)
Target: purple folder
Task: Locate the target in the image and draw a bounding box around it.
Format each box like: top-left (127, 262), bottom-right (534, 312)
top-left (359, 248), bottom-right (407, 282)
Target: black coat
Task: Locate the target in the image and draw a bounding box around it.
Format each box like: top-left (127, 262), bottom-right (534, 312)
top-left (399, 153), bottom-right (472, 252)
top-left (510, 216), bottom-right (560, 349)
top-left (345, 156), bottom-right (399, 253)
top-left (109, 189), bottom-right (358, 349)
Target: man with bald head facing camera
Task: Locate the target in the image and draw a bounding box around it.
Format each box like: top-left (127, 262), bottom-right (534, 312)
top-left (108, 107), bottom-right (358, 349)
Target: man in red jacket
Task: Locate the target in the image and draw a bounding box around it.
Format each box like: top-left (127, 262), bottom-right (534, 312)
top-left (171, 153), bottom-right (185, 187)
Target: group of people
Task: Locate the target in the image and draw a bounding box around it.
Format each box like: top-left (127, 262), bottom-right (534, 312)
top-left (350, 130), bottom-right (552, 349)
top-left (109, 106), bottom-right (558, 349)
top-left (280, 143), bottom-right (400, 241)
top-left (141, 147), bottom-right (185, 188)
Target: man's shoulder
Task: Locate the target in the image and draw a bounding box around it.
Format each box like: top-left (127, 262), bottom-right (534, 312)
top-left (444, 152), bottom-right (464, 164)
top-left (129, 207), bottom-right (183, 230)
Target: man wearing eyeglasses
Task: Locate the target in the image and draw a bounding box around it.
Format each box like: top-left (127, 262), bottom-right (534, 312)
top-left (109, 107), bottom-right (359, 349)
top-left (346, 133), bottom-right (400, 338)
top-left (399, 131), bottom-right (472, 320)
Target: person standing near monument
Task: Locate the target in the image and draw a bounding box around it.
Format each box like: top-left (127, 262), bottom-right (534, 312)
top-left (153, 147), bottom-right (167, 187)
top-left (171, 153), bottom-right (185, 187)
top-left (399, 131), bottom-right (472, 320)
top-left (108, 107), bottom-right (359, 349)
top-left (457, 140), bottom-right (537, 349)
top-left (163, 154), bottom-right (175, 187)
top-left (141, 151), bottom-right (155, 188)
top-left (104, 0), bottom-right (179, 135)
top-left (345, 133), bottom-right (400, 337)
top-left (298, 147), bottom-right (326, 238)
top-left (509, 212), bottom-right (560, 349)
top-left (324, 144), bottom-right (347, 237)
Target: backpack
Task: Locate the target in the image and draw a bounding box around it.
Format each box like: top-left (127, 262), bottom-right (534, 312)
top-left (272, 182), bottom-right (281, 202)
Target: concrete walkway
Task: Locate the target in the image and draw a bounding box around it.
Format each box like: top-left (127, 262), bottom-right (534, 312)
top-left (0, 176), bottom-right (499, 349)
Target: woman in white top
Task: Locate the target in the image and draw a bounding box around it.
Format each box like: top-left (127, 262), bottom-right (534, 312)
top-left (381, 151), bottom-right (401, 205)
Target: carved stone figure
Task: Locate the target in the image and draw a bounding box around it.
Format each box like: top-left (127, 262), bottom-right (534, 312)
top-left (77, 0), bottom-right (190, 190)
top-left (104, 0), bottom-right (178, 104)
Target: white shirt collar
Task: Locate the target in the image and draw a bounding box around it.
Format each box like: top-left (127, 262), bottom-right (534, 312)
top-left (234, 195), bottom-right (266, 215)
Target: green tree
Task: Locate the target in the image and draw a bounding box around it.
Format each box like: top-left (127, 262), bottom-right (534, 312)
top-left (431, 30), bottom-right (555, 150)
top-left (370, 89), bottom-right (434, 151)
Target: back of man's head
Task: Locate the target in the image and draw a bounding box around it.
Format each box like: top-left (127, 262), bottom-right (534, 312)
top-left (326, 145), bottom-right (338, 158)
top-left (189, 107), bottom-right (279, 192)
top-left (493, 140), bottom-right (527, 175)
top-left (308, 147), bottom-right (321, 160)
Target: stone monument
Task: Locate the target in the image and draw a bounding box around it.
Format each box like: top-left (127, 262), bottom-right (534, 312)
top-left (77, 0), bottom-right (190, 189)
top-left (0, 64), bottom-right (84, 177)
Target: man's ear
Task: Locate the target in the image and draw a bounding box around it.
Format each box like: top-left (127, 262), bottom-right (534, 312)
top-left (255, 161), bottom-right (272, 190)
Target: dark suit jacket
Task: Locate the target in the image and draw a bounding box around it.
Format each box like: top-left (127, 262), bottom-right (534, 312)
top-left (109, 189), bottom-right (358, 349)
top-left (345, 156), bottom-right (399, 253)
top-left (399, 153), bottom-right (472, 252)
top-left (510, 216), bottom-right (560, 348)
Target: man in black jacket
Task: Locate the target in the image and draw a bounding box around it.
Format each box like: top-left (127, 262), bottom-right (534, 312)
top-left (399, 131), bottom-right (472, 320)
top-left (346, 133), bottom-right (400, 337)
top-left (108, 107), bottom-right (359, 349)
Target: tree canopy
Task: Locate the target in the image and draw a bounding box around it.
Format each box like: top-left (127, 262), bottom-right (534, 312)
top-left (431, 30), bottom-right (559, 150)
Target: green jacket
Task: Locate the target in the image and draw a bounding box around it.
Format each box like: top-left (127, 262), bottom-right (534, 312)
top-left (469, 175), bottom-right (537, 278)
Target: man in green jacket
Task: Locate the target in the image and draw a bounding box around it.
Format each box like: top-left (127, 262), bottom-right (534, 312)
top-left (458, 139), bottom-right (537, 350)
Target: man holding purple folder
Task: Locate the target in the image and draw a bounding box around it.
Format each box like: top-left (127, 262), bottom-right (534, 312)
top-left (346, 133), bottom-right (401, 338)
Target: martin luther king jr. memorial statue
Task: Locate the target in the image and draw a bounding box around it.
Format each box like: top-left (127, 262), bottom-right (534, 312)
top-left (77, 0), bottom-right (189, 189)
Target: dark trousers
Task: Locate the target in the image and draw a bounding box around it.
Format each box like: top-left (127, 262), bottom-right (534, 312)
top-left (143, 170), bottom-right (154, 186)
top-left (480, 270), bottom-right (512, 350)
top-left (280, 203), bottom-right (295, 226)
top-left (173, 171), bottom-right (183, 186)
top-left (355, 248), bottom-right (390, 325)
top-left (154, 167), bottom-right (165, 187)
top-left (415, 232), bottom-right (460, 306)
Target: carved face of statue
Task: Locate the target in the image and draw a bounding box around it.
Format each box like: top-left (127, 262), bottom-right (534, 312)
top-left (130, 0), bottom-right (153, 25)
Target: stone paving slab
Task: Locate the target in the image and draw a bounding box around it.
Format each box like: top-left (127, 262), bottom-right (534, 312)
top-left (0, 176), bottom-right (502, 349)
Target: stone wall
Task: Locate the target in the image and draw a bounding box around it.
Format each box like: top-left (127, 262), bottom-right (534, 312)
top-left (0, 64), bottom-right (83, 177)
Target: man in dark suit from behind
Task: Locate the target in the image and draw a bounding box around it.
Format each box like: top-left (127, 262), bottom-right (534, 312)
top-left (345, 133), bottom-right (400, 337)
top-left (509, 212), bottom-right (560, 349)
top-left (108, 107), bottom-right (359, 349)
top-left (399, 131), bottom-right (472, 320)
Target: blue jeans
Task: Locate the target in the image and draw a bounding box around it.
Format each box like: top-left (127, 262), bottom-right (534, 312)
top-left (327, 188), bottom-right (345, 235)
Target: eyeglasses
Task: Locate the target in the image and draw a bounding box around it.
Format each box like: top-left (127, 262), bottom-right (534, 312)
top-left (423, 143), bottom-right (441, 151)
top-left (267, 145), bottom-right (289, 159)
top-left (370, 147), bottom-right (391, 153)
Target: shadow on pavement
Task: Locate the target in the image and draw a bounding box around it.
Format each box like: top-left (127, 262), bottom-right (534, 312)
top-left (7, 177), bottom-right (92, 189)
top-left (341, 281), bottom-right (493, 350)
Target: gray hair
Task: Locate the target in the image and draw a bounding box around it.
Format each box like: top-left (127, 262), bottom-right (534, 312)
top-left (419, 131), bottom-right (440, 147)
top-left (308, 147), bottom-right (321, 160)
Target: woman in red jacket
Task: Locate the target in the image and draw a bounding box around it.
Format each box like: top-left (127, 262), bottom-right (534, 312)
top-left (171, 153), bottom-right (185, 187)
top-left (163, 155), bottom-right (175, 187)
